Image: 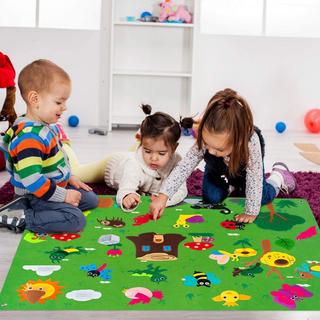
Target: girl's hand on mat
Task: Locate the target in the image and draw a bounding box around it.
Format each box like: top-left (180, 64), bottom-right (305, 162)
top-left (65, 189), bottom-right (82, 207)
top-left (235, 213), bottom-right (257, 223)
top-left (150, 193), bottom-right (168, 220)
top-left (69, 175), bottom-right (93, 191)
top-left (123, 193), bottom-right (140, 209)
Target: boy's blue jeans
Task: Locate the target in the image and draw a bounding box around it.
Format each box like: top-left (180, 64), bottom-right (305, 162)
top-left (13, 187), bottom-right (98, 233)
top-left (202, 166), bottom-right (276, 206)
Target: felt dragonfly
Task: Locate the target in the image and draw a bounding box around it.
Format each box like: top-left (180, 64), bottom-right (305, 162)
top-left (80, 262), bottom-right (112, 281)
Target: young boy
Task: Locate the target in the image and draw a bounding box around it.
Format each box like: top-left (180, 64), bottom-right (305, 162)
top-left (0, 59), bottom-right (98, 233)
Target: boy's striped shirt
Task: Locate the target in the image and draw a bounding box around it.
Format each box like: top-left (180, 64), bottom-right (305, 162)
top-left (2, 118), bottom-right (71, 202)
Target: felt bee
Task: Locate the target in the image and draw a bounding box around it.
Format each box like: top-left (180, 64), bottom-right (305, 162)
top-left (296, 262), bottom-right (320, 279)
top-left (182, 271), bottom-right (220, 287)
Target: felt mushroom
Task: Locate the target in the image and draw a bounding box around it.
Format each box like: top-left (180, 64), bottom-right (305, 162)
top-left (184, 237), bottom-right (214, 251)
top-left (50, 233), bottom-right (81, 241)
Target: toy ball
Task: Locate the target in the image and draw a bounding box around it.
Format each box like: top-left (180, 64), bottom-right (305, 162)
top-left (275, 121), bottom-right (286, 133)
top-left (68, 115), bottom-right (79, 127)
top-left (304, 109), bottom-right (320, 133)
top-left (140, 11), bottom-right (152, 19)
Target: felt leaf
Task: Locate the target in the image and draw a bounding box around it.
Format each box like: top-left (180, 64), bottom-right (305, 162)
top-left (296, 226), bottom-right (317, 240)
top-left (274, 238), bottom-right (295, 250)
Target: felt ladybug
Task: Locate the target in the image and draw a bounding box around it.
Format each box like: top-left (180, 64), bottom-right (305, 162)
top-left (220, 220), bottom-right (246, 230)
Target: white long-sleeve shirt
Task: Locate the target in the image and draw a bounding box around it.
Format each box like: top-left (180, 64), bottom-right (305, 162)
top-left (159, 132), bottom-right (264, 216)
top-left (104, 148), bottom-right (188, 212)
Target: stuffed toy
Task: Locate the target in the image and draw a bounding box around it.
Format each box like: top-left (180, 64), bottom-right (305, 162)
top-left (0, 52), bottom-right (17, 128)
top-left (159, 0), bottom-right (192, 23)
top-left (0, 51), bottom-right (17, 170)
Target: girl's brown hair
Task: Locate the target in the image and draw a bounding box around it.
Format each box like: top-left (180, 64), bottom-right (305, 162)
top-left (197, 88), bottom-right (254, 176)
top-left (140, 104), bottom-right (181, 151)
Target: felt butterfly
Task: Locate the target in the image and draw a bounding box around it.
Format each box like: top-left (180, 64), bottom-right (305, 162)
top-left (209, 250), bottom-right (236, 265)
top-left (271, 284), bottom-right (313, 309)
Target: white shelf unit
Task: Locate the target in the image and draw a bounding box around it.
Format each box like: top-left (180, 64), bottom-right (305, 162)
top-left (107, 0), bottom-right (195, 130)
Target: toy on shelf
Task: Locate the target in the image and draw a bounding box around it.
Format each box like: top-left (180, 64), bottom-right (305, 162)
top-left (158, 0), bottom-right (192, 23)
top-left (304, 109), bottom-right (320, 133)
top-left (137, 11), bottom-right (159, 23)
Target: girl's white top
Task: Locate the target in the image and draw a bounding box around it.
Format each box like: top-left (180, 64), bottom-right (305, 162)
top-left (105, 148), bottom-right (188, 211)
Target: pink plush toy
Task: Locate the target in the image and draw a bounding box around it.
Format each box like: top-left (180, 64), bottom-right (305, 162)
top-left (159, 0), bottom-right (192, 23)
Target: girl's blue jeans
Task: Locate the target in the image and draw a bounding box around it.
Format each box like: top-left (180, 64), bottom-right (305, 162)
top-left (202, 166), bottom-right (276, 205)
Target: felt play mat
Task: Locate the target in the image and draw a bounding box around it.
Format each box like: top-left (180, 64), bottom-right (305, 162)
top-left (0, 196), bottom-right (320, 311)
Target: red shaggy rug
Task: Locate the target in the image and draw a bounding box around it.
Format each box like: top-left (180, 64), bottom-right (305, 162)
top-left (0, 169), bottom-right (319, 225)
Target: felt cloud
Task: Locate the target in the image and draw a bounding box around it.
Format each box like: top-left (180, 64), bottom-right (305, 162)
top-left (66, 289), bottom-right (102, 302)
top-left (23, 265), bottom-right (61, 276)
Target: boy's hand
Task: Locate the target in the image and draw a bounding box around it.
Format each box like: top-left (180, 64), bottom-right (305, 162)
top-left (150, 193), bottom-right (168, 220)
top-left (235, 213), bottom-right (257, 223)
top-left (69, 175), bottom-right (92, 191)
top-left (123, 193), bottom-right (140, 210)
top-left (65, 189), bottom-right (82, 207)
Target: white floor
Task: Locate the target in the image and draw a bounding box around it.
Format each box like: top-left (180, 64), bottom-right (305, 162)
top-left (0, 127), bottom-right (319, 320)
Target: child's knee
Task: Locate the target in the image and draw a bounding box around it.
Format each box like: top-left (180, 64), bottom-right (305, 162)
top-left (203, 192), bottom-right (224, 204)
top-left (68, 210), bottom-right (86, 232)
top-left (202, 183), bottom-right (226, 204)
top-left (82, 191), bottom-right (99, 210)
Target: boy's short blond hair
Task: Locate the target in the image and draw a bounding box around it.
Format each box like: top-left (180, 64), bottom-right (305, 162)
top-left (18, 59), bottom-right (70, 102)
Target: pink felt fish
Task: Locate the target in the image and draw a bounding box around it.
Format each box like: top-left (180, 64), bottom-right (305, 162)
top-left (296, 226), bottom-right (317, 240)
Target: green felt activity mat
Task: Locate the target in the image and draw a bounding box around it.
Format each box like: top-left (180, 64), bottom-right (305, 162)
top-left (1, 196), bottom-right (320, 311)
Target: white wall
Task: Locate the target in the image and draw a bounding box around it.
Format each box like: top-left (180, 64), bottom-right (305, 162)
top-left (0, 27), bottom-right (103, 126)
top-left (2, 8), bottom-right (320, 131)
top-left (191, 33), bottom-right (320, 131)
